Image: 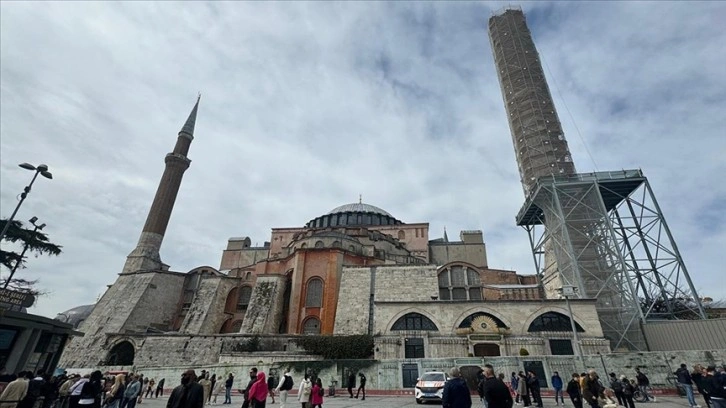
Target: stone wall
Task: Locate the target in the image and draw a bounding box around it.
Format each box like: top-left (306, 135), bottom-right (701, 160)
top-left (59, 270), bottom-right (185, 368)
top-left (241, 276), bottom-right (285, 334)
top-left (430, 242), bottom-right (487, 267)
top-left (181, 276), bottom-right (237, 334)
top-left (375, 265), bottom-right (439, 302)
top-left (333, 267), bottom-right (372, 335)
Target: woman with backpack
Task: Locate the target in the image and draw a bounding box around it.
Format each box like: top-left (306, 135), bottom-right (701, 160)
top-left (310, 379), bottom-right (324, 408)
top-left (297, 375), bottom-right (312, 408)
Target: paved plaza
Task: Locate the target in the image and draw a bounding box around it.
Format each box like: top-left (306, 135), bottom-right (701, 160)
top-left (137, 392), bottom-right (693, 408)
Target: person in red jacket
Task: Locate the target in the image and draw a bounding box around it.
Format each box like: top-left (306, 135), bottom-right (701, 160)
top-left (247, 372), bottom-right (268, 408)
top-left (310, 378), bottom-right (324, 408)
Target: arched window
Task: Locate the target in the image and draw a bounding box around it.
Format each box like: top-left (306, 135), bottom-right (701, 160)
top-left (302, 317), bottom-right (321, 334)
top-left (398, 230), bottom-right (406, 240)
top-left (391, 312), bottom-right (438, 331)
top-left (349, 245), bottom-right (355, 252)
top-left (305, 278), bottom-right (323, 307)
top-left (314, 240), bottom-right (324, 248)
top-left (237, 286), bottom-right (252, 311)
top-left (230, 320), bottom-right (243, 332)
top-left (300, 243), bottom-right (307, 248)
top-left (458, 312), bottom-right (507, 330)
top-left (528, 312), bottom-right (584, 332)
top-left (438, 265), bottom-right (482, 301)
top-left (332, 240), bottom-right (342, 248)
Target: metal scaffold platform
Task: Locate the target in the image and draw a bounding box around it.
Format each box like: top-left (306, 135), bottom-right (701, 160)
top-left (517, 169), bottom-right (706, 351)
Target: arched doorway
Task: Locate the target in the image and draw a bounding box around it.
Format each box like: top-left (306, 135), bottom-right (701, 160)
top-left (106, 341), bottom-right (135, 366)
top-left (473, 343), bottom-right (500, 357)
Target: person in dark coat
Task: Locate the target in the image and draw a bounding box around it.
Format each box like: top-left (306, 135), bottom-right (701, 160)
top-left (347, 372), bottom-right (355, 399)
top-left (582, 370), bottom-right (605, 408)
top-left (526, 372), bottom-right (542, 408)
top-left (703, 366), bottom-right (726, 408)
top-left (620, 376), bottom-right (636, 408)
top-left (566, 373), bottom-right (583, 408)
top-left (166, 370), bottom-right (204, 408)
top-left (355, 373), bottom-right (366, 400)
top-left (442, 367), bottom-right (472, 408)
top-left (240, 368), bottom-right (258, 408)
top-left (481, 367), bottom-right (513, 408)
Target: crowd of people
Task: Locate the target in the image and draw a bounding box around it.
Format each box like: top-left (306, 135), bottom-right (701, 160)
top-left (440, 363), bottom-right (726, 408)
top-left (0, 369), bottom-right (171, 408)
top-left (3, 363), bottom-right (724, 408)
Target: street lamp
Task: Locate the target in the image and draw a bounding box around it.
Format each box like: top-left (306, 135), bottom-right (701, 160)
top-left (3, 216), bottom-right (46, 289)
top-left (0, 163), bottom-right (53, 243)
top-left (557, 284), bottom-right (584, 369)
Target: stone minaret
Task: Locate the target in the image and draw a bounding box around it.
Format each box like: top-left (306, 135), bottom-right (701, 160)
top-left (123, 96), bottom-right (200, 274)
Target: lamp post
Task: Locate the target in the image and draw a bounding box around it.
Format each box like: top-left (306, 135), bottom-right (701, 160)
top-left (3, 216), bottom-right (46, 289)
top-left (558, 284), bottom-right (584, 369)
top-left (0, 163), bottom-right (53, 244)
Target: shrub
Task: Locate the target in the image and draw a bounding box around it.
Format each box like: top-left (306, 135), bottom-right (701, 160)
top-left (292, 335), bottom-right (374, 359)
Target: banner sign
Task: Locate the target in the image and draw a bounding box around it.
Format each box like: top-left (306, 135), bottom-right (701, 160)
top-left (0, 288), bottom-right (35, 308)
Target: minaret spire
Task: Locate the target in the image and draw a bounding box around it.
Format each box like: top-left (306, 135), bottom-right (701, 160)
top-left (123, 96), bottom-right (200, 273)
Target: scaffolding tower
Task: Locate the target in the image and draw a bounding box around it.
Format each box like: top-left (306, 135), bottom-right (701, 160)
top-left (488, 9), bottom-right (705, 351)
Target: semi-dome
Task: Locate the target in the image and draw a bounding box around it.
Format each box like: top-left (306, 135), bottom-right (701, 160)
top-left (306, 202), bottom-right (402, 228)
top-left (55, 304), bottom-right (95, 329)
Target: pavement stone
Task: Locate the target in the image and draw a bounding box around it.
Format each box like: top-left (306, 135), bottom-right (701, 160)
top-left (136, 392), bottom-right (696, 408)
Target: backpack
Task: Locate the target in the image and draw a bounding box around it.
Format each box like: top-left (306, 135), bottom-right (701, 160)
top-left (281, 376), bottom-right (293, 391)
top-left (302, 381), bottom-right (312, 396)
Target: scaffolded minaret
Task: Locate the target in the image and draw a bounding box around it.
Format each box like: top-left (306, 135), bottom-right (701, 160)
top-left (488, 9), bottom-right (704, 351)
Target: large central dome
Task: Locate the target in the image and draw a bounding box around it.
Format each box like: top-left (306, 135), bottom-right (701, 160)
top-left (327, 203), bottom-right (393, 217)
top-left (306, 202), bottom-right (402, 228)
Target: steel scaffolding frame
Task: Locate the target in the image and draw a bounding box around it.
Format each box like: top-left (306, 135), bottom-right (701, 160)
top-left (517, 170), bottom-right (706, 350)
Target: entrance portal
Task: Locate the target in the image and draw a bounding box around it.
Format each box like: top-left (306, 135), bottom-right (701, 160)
top-left (473, 343), bottom-right (500, 357)
top-left (106, 341), bottom-right (135, 366)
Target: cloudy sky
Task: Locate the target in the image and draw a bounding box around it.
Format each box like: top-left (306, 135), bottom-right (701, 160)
top-left (1, 2), bottom-right (724, 319)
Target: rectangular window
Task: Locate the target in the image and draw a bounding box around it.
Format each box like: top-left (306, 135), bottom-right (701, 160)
top-left (549, 339), bottom-right (574, 355)
top-left (405, 338), bottom-right (425, 359)
top-left (452, 288), bottom-right (467, 300)
top-left (469, 288), bottom-right (482, 300)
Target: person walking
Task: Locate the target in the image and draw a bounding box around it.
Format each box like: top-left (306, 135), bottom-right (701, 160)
top-left (442, 367), bottom-right (472, 408)
top-left (693, 365), bottom-right (711, 408)
top-left (266, 374), bottom-right (276, 404)
top-left (517, 372), bottom-right (530, 408)
top-left (510, 373), bottom-right (520, 406)
top-left (275, 373), bottom-right (293, 408)
top-left (582, 370), bottom-right (605, 408)
top-left (676, 363), bottom-right (699, 408)
top-left (198, 375), bottom-right (211, 406)
top-left (704, 366), bottom-right (726, 408)
top-left (608, 373), bottom-right (624, 406)
top-left (223, 374), bottom-right (233, 405)
top-left (346, 372), bottom-right (355, 399)
top-left (166, 370), bottom-right (204, 408)
top-left (297, 375), bottom-right (312, 408)
top-left (310, 379), bottom-right (324, 408)
top-left (620, 376), bottom-right (636, 408)
top-left (79, 371), bottom-right (103, 408)
top-left (211, 380), bottom-right (224, 405)
top-left (105, 375), bottom-right (126, 408)
top-left (122, 375), bottom-right (141, 408)
top-left (567, 373), bottom-right (583, 408)
top-left (207, 376), bottom-right (215, 406)
top-left (155, 379), bottom-right (165, 399)
top-left (480, 366), bottom-right (512, 408)
top-left (354, 373), bottom-right (366, 400)
top-left (241, 368), bottom-right (258, 408)
top-left (635, 368), bottom-right (652, 403)
top-left (552, 372), bottom-right (564, 406)
top-left (0, 371), bottom-right (30, 408)
top-left (247, 372), bottom-right (268, 408)
top-left (527, 372), bottom-right (542, 408)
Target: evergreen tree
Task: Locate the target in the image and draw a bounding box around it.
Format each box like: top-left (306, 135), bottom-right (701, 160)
top-left (0, 219), bottom-right (62, 293)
